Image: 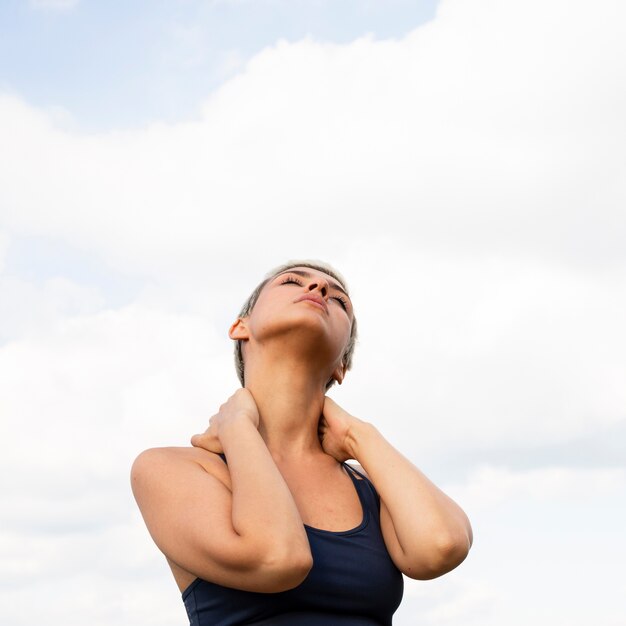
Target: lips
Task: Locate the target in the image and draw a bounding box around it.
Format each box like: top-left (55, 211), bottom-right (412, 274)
top-left (295, 294), bottom-right (328, 313)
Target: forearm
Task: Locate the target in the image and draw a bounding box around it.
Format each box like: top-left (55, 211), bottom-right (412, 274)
top-left (219, 416), bottom-right (311, 562)
top-left (349, 422), bottom-right (472, 564)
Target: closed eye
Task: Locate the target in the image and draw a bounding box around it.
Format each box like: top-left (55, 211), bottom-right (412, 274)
top-left (280, 276), bottom-right (303, 286)
top-left (332, 295), bottom-right (348, 311)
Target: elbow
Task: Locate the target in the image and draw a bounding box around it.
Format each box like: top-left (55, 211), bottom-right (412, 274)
top-left (434, 511), bottom-right (473, 571)
top-left (429, 530), bottom-right (473, 577)
top-left (441, 531), bottom-right (472, 561)
top-left (402, 530), bottom-right (473, 581)
top-left (256, 541), bottom-right (313, 592)
top-left (200, 538), bottom-right (313, 593)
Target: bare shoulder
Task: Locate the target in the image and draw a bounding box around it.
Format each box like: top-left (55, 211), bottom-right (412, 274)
top-left (131, 446), bottom-right (231, 491)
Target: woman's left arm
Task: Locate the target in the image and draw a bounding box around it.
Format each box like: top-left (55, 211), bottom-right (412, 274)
top-left (320, 397), bottom-right (473, 580)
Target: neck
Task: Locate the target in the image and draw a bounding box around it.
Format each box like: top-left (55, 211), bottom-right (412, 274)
top-left (243, 351), bottom-right (331, 461)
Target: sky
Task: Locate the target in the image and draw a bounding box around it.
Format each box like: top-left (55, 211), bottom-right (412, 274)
top-left (1, 0), bottom-right (625, 624)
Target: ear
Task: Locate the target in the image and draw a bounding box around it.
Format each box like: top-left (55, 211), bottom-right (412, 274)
top-left (228, 318), bottom-right (249, 341)
top-left (331, 361), bottom-right (347, 385)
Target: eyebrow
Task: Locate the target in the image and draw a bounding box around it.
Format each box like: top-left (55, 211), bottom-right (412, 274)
top-left (275, 269), bottom-right (350, 299)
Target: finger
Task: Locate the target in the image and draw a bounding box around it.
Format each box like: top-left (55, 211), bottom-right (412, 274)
top-left (191, 434), bottom-right (223, 454)
top-left (191, 433), bottom-right (212, 447)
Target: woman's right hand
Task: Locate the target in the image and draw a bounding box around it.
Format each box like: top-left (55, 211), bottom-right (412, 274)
top-left (191, 388), bottom-right (260, 454)
top-left (133, 387), bottom-right (312, 593)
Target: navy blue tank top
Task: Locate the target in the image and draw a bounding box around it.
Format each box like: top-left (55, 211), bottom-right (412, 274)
top-left (182, 460), bottom-right (404, 625)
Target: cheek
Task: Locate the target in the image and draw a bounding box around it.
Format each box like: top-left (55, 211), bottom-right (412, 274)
top-left (247, 297), bottom-right (296, 337)
top-left (248, 294), bottom-right (277, 322)
top-left (336, 320), bottom-right (352, 350)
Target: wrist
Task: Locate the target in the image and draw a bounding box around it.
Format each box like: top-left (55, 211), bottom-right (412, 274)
top-left (345, 420), bottom-right (378, 461)
top-left (220, 412), bottom-right (259, 443)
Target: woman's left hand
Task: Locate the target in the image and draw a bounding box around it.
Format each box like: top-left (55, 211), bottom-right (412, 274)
top-left (319, 397), bottom-right (366, 462)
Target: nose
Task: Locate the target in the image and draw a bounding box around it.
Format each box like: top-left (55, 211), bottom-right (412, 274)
top-left (307, 277), bottom-right (329, 299)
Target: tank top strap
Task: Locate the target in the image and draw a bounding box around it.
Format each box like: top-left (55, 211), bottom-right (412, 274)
top-left (342, 462), bottom-right (382, 513)
top-left (342, 461), bottom-right (366, 480)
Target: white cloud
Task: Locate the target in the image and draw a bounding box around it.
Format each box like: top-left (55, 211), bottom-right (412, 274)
top-left (446, 464), bottom-right (626, 511)
top-left (0, 230), bottom-right (8, 272)
top-left (0, 299), bottom-right (231, 460)
top-left (399, 577), bottom-right (497, 626)
top-left (335, 245), bottom-right (626, 458)
top-left (2, 0), bottom-right (625, 279)
top-left (0, 520), bottom-right (186, 625)
top-left (0, 274), bottom-right (105, 343)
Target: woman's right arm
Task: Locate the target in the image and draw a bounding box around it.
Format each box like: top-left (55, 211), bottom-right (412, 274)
top-left (130, 390), bottom-right (312, 593)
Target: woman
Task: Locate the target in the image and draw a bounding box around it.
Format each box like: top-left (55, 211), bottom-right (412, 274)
top-left (131, 260), bottom-right (473, 625)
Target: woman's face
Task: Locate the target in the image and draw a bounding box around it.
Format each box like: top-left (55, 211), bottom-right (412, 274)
top-left (235, 266), bottom-right (354, 375)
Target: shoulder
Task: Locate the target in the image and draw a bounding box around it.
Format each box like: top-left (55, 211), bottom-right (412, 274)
top-left (132, 445), bottom-right (220, 469)
top-left (131, 446), bottom-right (231, 491)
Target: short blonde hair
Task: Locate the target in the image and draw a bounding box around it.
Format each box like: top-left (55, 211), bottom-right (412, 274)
top-left (234, 260), bottom-right (358, 390)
